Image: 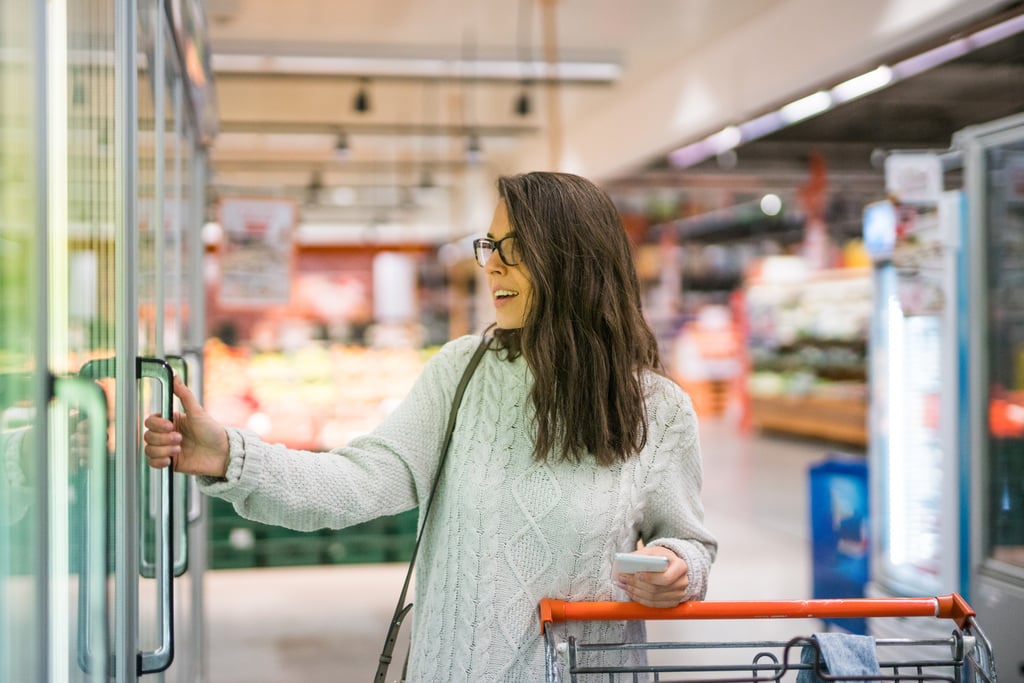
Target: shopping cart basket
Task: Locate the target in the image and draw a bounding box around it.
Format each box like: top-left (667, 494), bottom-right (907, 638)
top-left (538, 594), bottom-right (997, 683)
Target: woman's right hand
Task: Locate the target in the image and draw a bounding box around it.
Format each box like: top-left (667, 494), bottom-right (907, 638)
top-left (143, 375), bottom-right (230, 478)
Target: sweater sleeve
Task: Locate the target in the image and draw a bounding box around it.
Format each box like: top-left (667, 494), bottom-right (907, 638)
top-left (639, 379), bottom-right (718, 601)
top-left (197, 335), bottom-right (484, 531)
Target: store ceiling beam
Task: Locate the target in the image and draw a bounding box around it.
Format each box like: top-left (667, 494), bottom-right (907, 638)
top-left (210, 49), bottom-right (621, 85)
top-left (212, 70), bottom-right (618, 88)
top-left (210, 158), bottom-right (474, 172)
top-left (215, 120), bottom-right (540, 138)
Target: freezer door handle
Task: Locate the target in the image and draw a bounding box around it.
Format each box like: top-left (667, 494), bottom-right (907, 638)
top-left (57, 376), bottom-right (110, 677)
top-left (180, 349), bottom-right (204, 525)
top-left (136, 357), bottom-right (176, 674)
top-left (164, 355), bottom-right (191, 575)
top-left (76, 356), bottom-right (177, 673)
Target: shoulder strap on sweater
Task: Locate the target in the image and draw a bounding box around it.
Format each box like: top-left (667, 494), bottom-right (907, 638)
top-left (374, 334), bottom-right (492, 683)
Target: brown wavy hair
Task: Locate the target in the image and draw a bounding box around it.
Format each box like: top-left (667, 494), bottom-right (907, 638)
top-left (490, 171), bottom-right (662, 466)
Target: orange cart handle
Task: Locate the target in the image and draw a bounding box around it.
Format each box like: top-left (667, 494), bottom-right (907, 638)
top-left (538, 593), bottom-right (976, 634)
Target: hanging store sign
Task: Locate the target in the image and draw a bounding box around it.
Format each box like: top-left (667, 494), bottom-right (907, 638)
top-left (217, 197), bottom-right (297, 308)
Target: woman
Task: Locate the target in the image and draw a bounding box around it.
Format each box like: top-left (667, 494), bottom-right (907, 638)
top-left (144, 171), bottom-right (717, 681)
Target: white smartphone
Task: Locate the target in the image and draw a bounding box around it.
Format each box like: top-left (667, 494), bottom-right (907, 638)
top-left (613, 552), bottom-right (669, 575)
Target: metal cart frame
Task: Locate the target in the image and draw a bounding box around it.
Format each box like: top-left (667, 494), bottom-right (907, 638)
top-left (538, 594), bottom-right (997, 683)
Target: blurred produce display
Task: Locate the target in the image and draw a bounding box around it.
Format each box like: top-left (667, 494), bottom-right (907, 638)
top-left (204, 338), bottom-right (434, 450)
top-left (743, 261), bottom-right (871, 445)
top-left (202, 338), bottom-right (435, 568)
top-left (670, 304), bottom-right (743, 420)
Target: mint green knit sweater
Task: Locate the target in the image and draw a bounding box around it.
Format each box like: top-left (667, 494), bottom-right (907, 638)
top-left (200, 334), bottom-right (717, 682)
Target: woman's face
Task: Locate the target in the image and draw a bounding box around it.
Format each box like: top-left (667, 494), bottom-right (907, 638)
top-left (484, 199), bottom-right (532, 330)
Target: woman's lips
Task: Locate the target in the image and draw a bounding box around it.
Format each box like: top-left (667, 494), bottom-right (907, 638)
top-left (492, 288), bottom-right (519, 307)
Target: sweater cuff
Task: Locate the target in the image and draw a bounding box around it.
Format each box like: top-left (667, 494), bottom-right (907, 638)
top-left (2, 428), bottom-right (28, 489)
top-left (196, 427), bottom-right (263, 504)
top-left (2, 428), bottom-right (33, 523)
top-left (647, 538), bottom-right (709, 602)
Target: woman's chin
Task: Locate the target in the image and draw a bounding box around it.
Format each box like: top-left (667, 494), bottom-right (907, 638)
top-left (494, 319), bottom-right (524, 331)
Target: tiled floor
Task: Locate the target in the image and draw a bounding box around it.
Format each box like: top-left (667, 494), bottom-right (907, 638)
top-left (202, 417), bottom-right (858, 682)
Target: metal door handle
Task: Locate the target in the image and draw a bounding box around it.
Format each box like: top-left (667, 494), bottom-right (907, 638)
top-left (76, 356), bottom-right (176, 673)
top-left (181, 348), bottom-right (204, 525)
top-left (57, 375), bottom-right (110, 676)
top-left (136, 357), bottom-right (175, 674)
top-left (78, 357), bottom-right (177, 580)
top-left (165, 354), bottom-right (190, 576)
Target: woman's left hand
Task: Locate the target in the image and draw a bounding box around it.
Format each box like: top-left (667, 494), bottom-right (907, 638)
top-left (615, 546), bottom-right (690, 608)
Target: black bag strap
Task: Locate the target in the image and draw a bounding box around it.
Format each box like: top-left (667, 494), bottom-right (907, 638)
top-left (374, 335), bottom-right (491, 683)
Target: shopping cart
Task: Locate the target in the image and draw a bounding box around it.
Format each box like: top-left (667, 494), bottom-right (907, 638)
top-left (538, 594), bottom-right (997, 683)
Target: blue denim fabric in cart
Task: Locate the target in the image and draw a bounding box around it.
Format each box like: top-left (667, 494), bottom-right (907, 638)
top-left (796, 632), bottom-right (881, 683)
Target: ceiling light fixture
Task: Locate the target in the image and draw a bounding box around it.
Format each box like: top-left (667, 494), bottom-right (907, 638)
top-left (463, 28), bottom-right (484, 166)
top-left (831, 65), bottom-right (893, 104)
top-left (353, 78), bottom-right (371, 113)
top-left (515, 83), bottom-right (532, 117)
top-left (211, 53), bottom-right (620, 83)
top-left (667, 10), bottom-right (1024, 170)
top-left (760, 193), bottom-right (783, 216)
top-left (305, 170), bottom-right (324, 205)
top-left (418, 167), bottom-right (435, 189)
top-left (515, 0), bottom-right (535, 118)
top-left (708, 125), bottom-right (742, 154)
top-left (334, 131), bottom-right (349, 159)
top-left (778, 90), bottom-right (832, 125)
top-left (465, 131), bottom-right (483, 164)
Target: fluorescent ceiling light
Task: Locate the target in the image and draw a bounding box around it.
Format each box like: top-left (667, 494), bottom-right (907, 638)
top-left (708, 125), bottom-right (742, 153)
top-left (760, 193), bottom-right (783, 216)
top-left (971, 12), bottom-right (1024, 46)
top-left (831, 65), bottom-right (893, 103)
top-left (665, 10), bottom-right (1024, 169)
top-left (737, 111), bottom-right (784, 143)
top-left (667, 140), bottom-right (712, 168)
top-left (779, 90), bottom-right (832, 124)
top-left (892, 39), bottom-right (970, 79)
top-left (212, 53), bottom-right (621, 82)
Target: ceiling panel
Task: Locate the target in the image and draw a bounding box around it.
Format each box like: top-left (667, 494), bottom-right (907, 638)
top-left (196, 0), bottom-right (1024, 240)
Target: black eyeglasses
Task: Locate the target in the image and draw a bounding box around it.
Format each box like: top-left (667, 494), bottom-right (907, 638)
top-left (473, 234), bottom-right (520, 267)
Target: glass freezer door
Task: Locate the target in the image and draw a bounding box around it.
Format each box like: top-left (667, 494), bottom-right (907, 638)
top-left (1, 2), bottom-right (46, 679)
top-left (959, 111), bottom-right (1024, 683)
top-left (865, 183), bottom-right (967, 600)
top-left (980, 140), bottom-right (1024, 576)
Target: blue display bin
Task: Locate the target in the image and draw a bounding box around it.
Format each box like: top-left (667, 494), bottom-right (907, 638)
top-left (808, 455), bottom-right (870, 634)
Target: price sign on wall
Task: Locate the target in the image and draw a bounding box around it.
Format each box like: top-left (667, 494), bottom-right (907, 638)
top-left (217, 197), bottom-right (297, 308)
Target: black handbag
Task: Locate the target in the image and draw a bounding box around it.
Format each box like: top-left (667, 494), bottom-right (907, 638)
top-left (373, 335), bottom-right (491, 683)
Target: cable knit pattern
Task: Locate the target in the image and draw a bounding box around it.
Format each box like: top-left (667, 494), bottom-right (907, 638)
top-left (198, 334), bottom-right (718, 681)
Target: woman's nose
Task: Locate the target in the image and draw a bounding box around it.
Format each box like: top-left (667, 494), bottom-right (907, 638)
top-left (486, 249), bottom-right (505, 271)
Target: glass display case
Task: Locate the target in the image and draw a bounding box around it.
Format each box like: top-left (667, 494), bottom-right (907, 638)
top-left (958, 112), bottom-right (1024, 683)
top-left (981, 143), bottom-right (1024, 571)
top-left (861, 153), bottom-right (971, 656)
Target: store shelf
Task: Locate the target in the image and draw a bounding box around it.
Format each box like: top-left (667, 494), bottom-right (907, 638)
top-left (743, 262), bottom-right (871, 445)
top-left (750, 394), bottom-right (867, 446)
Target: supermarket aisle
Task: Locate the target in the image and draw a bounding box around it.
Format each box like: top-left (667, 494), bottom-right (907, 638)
top-left (203, 417), bottom-right (850, 682)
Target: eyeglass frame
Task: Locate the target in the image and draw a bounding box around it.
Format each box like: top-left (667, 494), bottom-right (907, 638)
top-left (472, 234), bottom-right (520, 268)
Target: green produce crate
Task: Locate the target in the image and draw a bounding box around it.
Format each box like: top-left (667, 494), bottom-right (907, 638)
top-left (322, 531), bottom-right (388, 564)
top-left (208, 514), bottom-right (260, 569)
top-left (256, 536), bottom-right (324, 567)
top-left (206, 496), bottom-right (237, 520)
top-left (383, 533), bottom-right (416, 562)
top-left (206, 505), bottom-right (422, 569)
top-left (209, 539), bottom-right (257, 570)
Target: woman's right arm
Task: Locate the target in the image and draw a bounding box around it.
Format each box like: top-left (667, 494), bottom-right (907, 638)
top-left (142, 335), bottom-right (483, 532)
